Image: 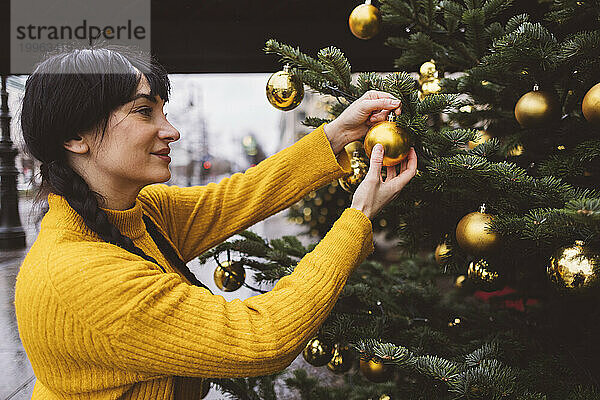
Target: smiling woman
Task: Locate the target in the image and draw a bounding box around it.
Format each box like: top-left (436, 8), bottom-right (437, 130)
top-left (14, 42), bottom-right (412, 400)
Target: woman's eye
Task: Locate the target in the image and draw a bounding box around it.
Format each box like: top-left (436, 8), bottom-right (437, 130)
top-left (137, 107), bottom-right (152, 116)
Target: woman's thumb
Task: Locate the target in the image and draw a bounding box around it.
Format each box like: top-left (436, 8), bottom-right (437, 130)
top-left (367, 143), bottom-right (384, 178)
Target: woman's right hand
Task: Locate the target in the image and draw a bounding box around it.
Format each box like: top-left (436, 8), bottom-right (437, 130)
top-left (350, 144), bottom-right (418, 220)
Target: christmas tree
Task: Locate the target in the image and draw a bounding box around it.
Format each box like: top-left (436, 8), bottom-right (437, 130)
top-left (196, 0), bottom-right (600, 398)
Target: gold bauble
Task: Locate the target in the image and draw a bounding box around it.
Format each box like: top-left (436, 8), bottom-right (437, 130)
top-left (467, 258), bottom-right (504, 292)
top-left (468, 131), bottom-right (492, 149)
top-left (380, 396), bottom-right (391, 400)
top-left (455, 275), bottom-right (466, 288)
top-left (338, 144), bottom-right (369, 193)
top-left (435, 241), bottom-right (451, 265)
top-left (420, 78), bottom-right (442, 96)
top-left (327, 343), bottom-right (354, 373)
top-left (360, 358), bottom-right (393, 383)
top-left (349, 1), bottom-right (381, 40)
top-left (514, 89), bottom-right (560, 128)
top-left (547, 240), bottom-right (599, 290)
top-left (419, 60), bottom-right (438, 79)
top-left (302, 337), bottom-right (335, 367)
top-left (455, 206), bottom-right (500, 255)
top-left (266, 65), bottom-right (304, 111)
top-left (213, 260), bottom-right (246, 292)
top-left (582, 82), bottom-right (600, 125)
top-left (364, 117), bottom-right (411, 166)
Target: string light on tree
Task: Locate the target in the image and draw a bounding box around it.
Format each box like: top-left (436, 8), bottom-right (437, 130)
top-left (455, 204), bottom-right (500, 255)
top-left (266, 64), bottom-right (304, 111)
top-left (514, 84), bottom-right (560, 128)
top-left (547, 240), bottom-right (599, 291)
top-left (349, 0), bottom-right (381, 40)
top-left (582, 82), bottom-right (600, 125)
top-left (364, 112), bottom-right (411, 166)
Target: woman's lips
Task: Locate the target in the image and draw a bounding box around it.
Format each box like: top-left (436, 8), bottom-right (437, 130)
top-left (152, 153), bottom-right (171, 162)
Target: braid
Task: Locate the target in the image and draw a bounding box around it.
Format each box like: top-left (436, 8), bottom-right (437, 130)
top-left (45, 160), bottom-right (160, 266)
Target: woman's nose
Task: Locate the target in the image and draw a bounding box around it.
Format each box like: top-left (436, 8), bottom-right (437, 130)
top-left (160, 121), bottom-right (180, 142)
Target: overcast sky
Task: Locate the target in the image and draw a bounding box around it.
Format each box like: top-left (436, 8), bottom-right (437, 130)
top-left (165, 73), bottom-right (284, 165)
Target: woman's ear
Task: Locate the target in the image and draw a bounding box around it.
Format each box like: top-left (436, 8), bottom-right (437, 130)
top-left (63, 134), bottom-right (89, 154)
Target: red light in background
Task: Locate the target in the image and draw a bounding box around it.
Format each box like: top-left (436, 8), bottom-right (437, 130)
top-left (203, 161), bottom-right (212, 169)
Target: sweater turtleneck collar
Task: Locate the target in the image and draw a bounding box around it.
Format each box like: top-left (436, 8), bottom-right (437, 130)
top-left (46, 192), bottom-right (146, 240)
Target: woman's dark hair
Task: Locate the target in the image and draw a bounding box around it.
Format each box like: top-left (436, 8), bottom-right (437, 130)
top-left (22, 42), bottom-right (171, 261)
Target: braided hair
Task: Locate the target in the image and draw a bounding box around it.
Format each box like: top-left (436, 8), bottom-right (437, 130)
top-left (21, 43), bottom-right (171, 264)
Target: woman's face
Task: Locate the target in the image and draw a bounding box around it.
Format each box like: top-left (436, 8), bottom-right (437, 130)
top-left (75, 73), bottom-right (180, 192)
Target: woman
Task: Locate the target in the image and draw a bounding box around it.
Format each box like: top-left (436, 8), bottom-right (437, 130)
top-left (15, 44), bottom-right (417, 399)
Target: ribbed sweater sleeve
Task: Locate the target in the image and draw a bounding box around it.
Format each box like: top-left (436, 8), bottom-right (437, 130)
top-left (47, 207), bottom-right (374, 378)
top-left (138, 123), bottom-right (353, 263)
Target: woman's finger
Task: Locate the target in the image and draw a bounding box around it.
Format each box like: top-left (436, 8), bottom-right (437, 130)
top-left (369, 109), bottom-right (389, 123)
top-left (389, 148), bottom-right (417, 188)
top-left (362, 98), bottom-right (401, 115)
top-left (385, 165), bottom-right (397, 181)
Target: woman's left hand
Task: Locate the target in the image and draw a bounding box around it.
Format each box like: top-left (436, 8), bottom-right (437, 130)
top-left (324, 90), bottom-right (402, 155)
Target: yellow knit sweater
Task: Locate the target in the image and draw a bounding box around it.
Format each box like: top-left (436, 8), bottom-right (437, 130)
top-left (15, 123), bottom-right (375, 399)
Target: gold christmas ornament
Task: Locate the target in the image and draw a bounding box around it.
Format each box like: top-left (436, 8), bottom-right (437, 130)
top-left (455, 275), bottom-right (467, 288)
top-left (467, 258), bottom-right (504, 292)
top-left (420, 78), bottom-right (442, 96)
top-left (338, 142), bottom-right (369, 193)
top-left (419, 60), bottom-right (438, 79)
top-left (468, 131), bottom-right (492, 150)
top-left (360, 358), bottom-right (393, 383)
top-left (266, 64), bottom-right (304, 111)
top-left (349, 0), bottom-right (381, 40)
top-left (582, 82), bottom-right (600, 125)
top-left (214, 260), bottom-right (246, 292)
top-left (364, 113), bottom-right (411, 166)
top-left (435, 241), bottom-right (451, 265)
top-left (327, 343), bottom-right (355, 373)
top-left (455, 204), bottom-right (500, 255)
top-left (547, 240), bottom-right (599, 290)
top-left (418, 60), bottom-right (442, 99)
top-left (303, 337), bottom-right (335, 367)
top-left (514, 87), bottom-right (560, 128)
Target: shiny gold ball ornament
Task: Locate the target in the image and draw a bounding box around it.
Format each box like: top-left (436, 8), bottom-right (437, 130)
top-left (468, 131), bottom-right (492, 150)
top-left (582, 82), bottom-right (600, 125)
top-left (547, 240), bottom-right (599, 290)
top-left (455, 204), bottom-right (500, 255)
top-left (349, 0), bottom-right (381, 40)
top-left (302, 336), bottom-right (335, 367)
top-left (455, 275), bottom-right (467, 288)
top-left (360, 358), bottom-right (393, 383)
top-left (266, 64), bottom-right (304, 111)
top-left (364, 113), bottom-right (411, 167)
top-left (514, 87), bottom-right (560, 128)
top-left (419, 60), bottom-right (438, 79)
top-left (467, 258), bottom-right (504, 292)
top-left (338, 142), bottom-right (369, 193)
top-left (213, 260), bottom-right (246, 292)
top-left (327, 343), bottom-right (355, 373)
top-left (435, 241), bottom-right (451, 265)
